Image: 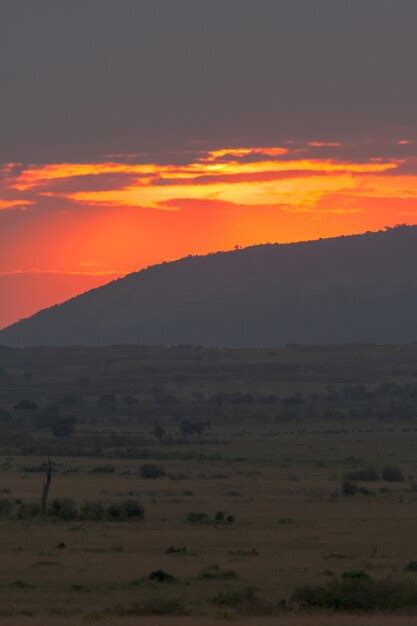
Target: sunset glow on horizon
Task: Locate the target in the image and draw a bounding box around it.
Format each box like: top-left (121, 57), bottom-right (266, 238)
top-left (1, 139), bottom-right (417, 328)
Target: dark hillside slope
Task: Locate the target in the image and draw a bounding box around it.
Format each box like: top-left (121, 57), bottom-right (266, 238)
top-left (1, 226), bottom-right (417, 347)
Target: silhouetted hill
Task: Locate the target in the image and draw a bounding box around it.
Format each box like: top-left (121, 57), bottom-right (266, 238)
top-left (2, 226), bottom-right (417, 347)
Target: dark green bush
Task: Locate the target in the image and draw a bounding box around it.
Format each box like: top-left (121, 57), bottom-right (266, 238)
top-left (345, 467), bottom-right (379, 482)
top-left (8, 580), bottom-right (32, 588)
top-left (14, 400), bottom-right (38, 411)
top-left (148, 569), bottom-right (174, 582)
top-left (341, 481), bottom-right (359, 496)
top-left (211, 586), bottom-right (259, 606)
top-left (52, 417), bottom-right (75, 438)
top-left (21, 464), bottom-right (48, 473)
top-left (89, 464), bottom-right (115, 474)
top-left (292, 575), bottom-right (417, 611)
top-left (106, 499), bottom-right (144, 520)
top-left (186, 511), bottom-right (209, 525)
top-left (0, 497), bottom-right (15, 517)
top-left (341, 569), bottom-right (370, 579)
top-left (186, 510), bottom-right (234, 525)
top-left (16, 501), bottom-right (43, 519)
top-left (0, 408), bottom-right (11, 423)
top-left (166, 546), bottom-right (186, 554)
top-left (49, 498), bottom-right (78, 520)
top-left (200, 565), bottom-right (237, 579)
top-left (228, 548), bottom-right (258, 557)
top-left (139, 598), bottom-right (185, 615)
top-left (405, 561), bottom-right (417, 572)
top-left (0, 496), bottom-right (144, 522)
top-left (140, 464), bottom-right (166, 479)
top-left (113, 597), bottom-right (185, 615)
top-left (382, 465), bottom-right (404, 482)
top-left (80, 500), bottom-right (105, 520)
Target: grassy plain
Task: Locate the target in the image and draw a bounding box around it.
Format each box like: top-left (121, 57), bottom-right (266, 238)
top-left (1, 345), bottom-right (417, 623)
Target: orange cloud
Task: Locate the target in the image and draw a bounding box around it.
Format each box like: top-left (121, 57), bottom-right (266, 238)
top-left (1, 141), bottom-right (417, 327)
top-left (308, 141), bottom-right (343, 147)
top-left (6, 145), bottom-right (403, 221)
top-left (0, 199), bottom-right (34, 210)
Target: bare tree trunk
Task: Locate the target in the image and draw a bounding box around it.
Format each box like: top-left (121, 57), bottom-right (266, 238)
top-left (41, 458), bottom-right (52, 514)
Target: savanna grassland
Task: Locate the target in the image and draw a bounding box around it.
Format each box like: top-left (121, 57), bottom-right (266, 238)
top-left (2, 344), bottom-right (417, 624)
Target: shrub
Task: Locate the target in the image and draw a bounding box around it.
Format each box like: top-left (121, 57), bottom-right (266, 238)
top-left (341, 481), bottom-right (359, 496)
top-left (341, 569), bottom-right (370, 579)
top-left (405, 561), bottom-right (417, 572)
top-left (382, 465), bottom-right (404, 482)
top-left (49, 498), bottom-right (78, 520)
top-left (110, 544), bottom-right (123, 552)
top-left (140, 464), bottom-right (166, 479)
top-left (106, 500), bottom-right (144, 521)
top-left (228, 548), bottom-right (258, 557)
top-left (114, 598), bottom-right (185, 615)
top-left (16, 501), bottom-right (43, 519)
top-left (71, 584), bottom-right (90, 592)
top-left (0, 409), bottom-right (11, 423)
top-left (148, 569), bottom-right (175, 582)
top-left (89, 465), bottom-right (115, 474)
top-left (8, 580), bottom-right (32, 588)
top-left (211, 586), bottom-right (259, 606)
top-left (106, 502), bottom-right (128, 521)
top-left (0, 497), bottom-right (15, 517)
top-left (97, 394), bottom-right (117, 412)
top-left (22, 464), bottom-right (47, 473)
top-left (80, 501), bottom-right (105, 521)
top-left (139, 598), bottom-right (185, 615)
top-left (52, 417), bottom-right (75, 438)
top-left (200, 565), bottom-right (237, 579)
top-left (186, 512), bottom-right (209, 525)
top-left (166, 546), bottom-right (186, 554)
top-left (14, 400), bottom-right (38, 411)
top-left (292, 575), bottom-right (417, 611)
top-left (345, 467), bottom-right (379, 482)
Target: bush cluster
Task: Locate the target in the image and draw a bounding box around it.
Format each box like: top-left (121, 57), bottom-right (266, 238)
top-left (186, 510), bottom-right (235, 525)
top-left (139, 463), bottom-right (166, 479)
top-left (0, 497), bottom-right (144, 522)
top-left (344, 467), bottom-right (380, 482)
top-left (341, 482), bottom-right (371, 496)
top-left (211, 586), bottom-right (259, 606)
top-left (382, 465), bottom-right (404, 482)
top-left (166, 546), bottom-right (187, 554)
top-left (148, 569), bottom-right (175, 582)
top-left (199, 565), bottom-right (237, 579)
top-left (111, 597), bottom-right (186, 616)
top-left (292, 574), bottom-right (417, 611)
top-left (341, 464), bottom-right (405, 496)
top-left (89, 464), bottom-right (115, 474)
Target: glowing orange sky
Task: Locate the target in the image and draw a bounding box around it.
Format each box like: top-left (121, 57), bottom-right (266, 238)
top-left (1, 140), bottom-right (417, 328)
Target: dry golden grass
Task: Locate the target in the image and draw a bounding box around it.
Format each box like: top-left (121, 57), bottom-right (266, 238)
top-left (2, 425), bottom-right (417, 623)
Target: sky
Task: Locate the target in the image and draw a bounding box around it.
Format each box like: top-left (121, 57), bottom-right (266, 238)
top-left (1, 0), bottom-right (417, 328)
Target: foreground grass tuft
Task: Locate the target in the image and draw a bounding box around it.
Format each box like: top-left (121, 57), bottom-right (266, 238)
top-left (292, 574), bottom-right (417, 611)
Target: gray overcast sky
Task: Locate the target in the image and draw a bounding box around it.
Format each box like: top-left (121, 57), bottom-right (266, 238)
top-left (1, 0), bottom-right (417, 162)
